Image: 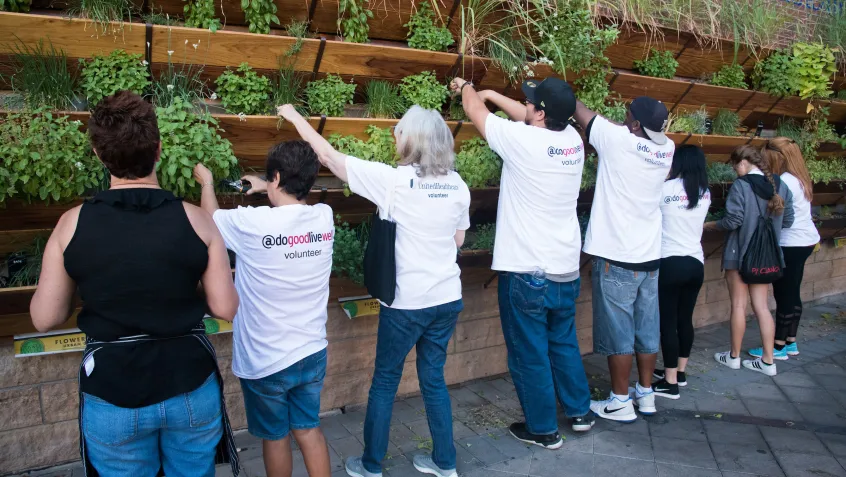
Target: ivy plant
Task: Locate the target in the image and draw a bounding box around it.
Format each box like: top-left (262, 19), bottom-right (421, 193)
top-left (710, 63), bottom-right (747, 89)
top-left (242, 0), bottom-right (279, 34)
top-left (338, 0), bottom-right (373, 43)
top-left (633, 49), bottom-right (678, 79)
top-left (791, 42), bottom-right (837, 100)
top-left (155, 98), bottom-right (238, 199)
top-left (79, 50), bottom-right (150, 107)
top-left (0, 108), bottom-right (103, 204)
top-left (184, 0), bottom-right (221, 32)
top-left (333, 217), bottom-right (368, 284)
top-left (455, 137), bottom-right (502, 188)
top-left (405, 2), bottom-right (454, 52)
top-left (399, 71), bottom-right (448, 110)
top-left (214, 63), bottom-right (271, 115)
top-left (711, 109), bottom-right (741, 136)
top-left (752, 49), bottom-right (798, 97)
top-left (306, 74), bottom-right (356, 117)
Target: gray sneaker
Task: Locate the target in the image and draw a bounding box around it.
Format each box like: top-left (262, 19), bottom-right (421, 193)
top-left (345, 456), bottom-right (382, 477)
top-left (412, 454), bottom-right (457, 477)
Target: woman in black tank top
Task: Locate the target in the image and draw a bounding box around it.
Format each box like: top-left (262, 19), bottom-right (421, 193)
top-left (29, 91), bottom-right (240, 477)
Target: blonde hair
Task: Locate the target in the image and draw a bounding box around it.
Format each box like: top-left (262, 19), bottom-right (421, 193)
top-left (395, 105), bottom-right (455, 177)
top-left (730, 145), bottom-right (785, 215)
top-left (763, 137), bottom-right (813, 202)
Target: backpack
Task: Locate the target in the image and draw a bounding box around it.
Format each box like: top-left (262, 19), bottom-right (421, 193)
top-left (740, 190), bottom-right (785, 284)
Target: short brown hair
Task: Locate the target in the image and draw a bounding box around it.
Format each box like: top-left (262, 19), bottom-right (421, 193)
top-left (88, 91), bottom-right (160, 179)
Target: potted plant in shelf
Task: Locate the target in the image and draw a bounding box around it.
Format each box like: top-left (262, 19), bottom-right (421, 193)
top-left (5, 39), bottom-right (86, 112)
top-left (306, 74), bottom-right (356, 117)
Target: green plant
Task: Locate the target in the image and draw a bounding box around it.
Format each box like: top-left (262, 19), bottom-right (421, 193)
top-left (333, 218), bottom-right (368, 284)
top-left (486, 25), bottom-right (528, 84)
top-left (365, 80), bottom-right (405, 119)
top-left (214, 63), bottom-right (271, 115)
top-left (156, 98), bottom-right (238, 199)
top-left (449, 99), bottom-right (468, 120)
top-left (152, 39), bottom-right (210, 107)
top-left (142, 8), bottom-right (178, 25)
top-left (306, 74), bottom-right (356, 117)
top-left (0, 108), bottom-right (103, 204)
top-left (284, 19), bottom-right (310, 57)
top-left (406, 2), bottom-right (454, 52)
top-left (6, 236), bottom-right (47, 287)
top-left (718, 0), bottom-right (790, 51)
top-left (270, 64), bottom-right (306, 114)
top-left (791, 42), bottom-right (837, 100)
top-left (668, 108), bottom-right (708, 134)
top-left (399, 71), bottom-right (448, 110)
top-left (710, 63), bottom-right (747, 89)
top-left (1, 0), bottom-right (30, 12)
top-left (706, 207), bottom-right (726, 221)
top-left (338, 0), bottom-right (373, 43)
top-left (184, 0), bottom-right (221, 32)
top-left (67, 0), bottom-right (134, 35)
top-left (839, 90), bottom-right (846, 101)
top-left (707, 162), bottom-right (737, 183)
top-left (6, 39), bottom-right (78, 111)
top-left (581, 152), bottom-right (597, 190)
top-left (633, 48), bottom-right (678, 79)
top-left (711, 109), bottom-right (741, 136)
top-left (455, 137), bottom-right (502, 188)
top-left (242, 0), bottom-right (279, 34)
top-left (818, 1), bottom-right (845, 64)
top-left (79, 49), bottom-right (150, 107)
top-left (462, 223), bottom-right (495, 251)
top-left (807, 157), bottom-right (846, 185)
top-left (457, 0), bottom-right (504, 57)
top-left (328, 125), bottom-right (397, 166)
top-left (752, 49), bottom-right (797, 97)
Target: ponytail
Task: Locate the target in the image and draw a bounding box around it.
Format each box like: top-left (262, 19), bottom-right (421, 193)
top-left (730, 145), bottom-right (785, 215)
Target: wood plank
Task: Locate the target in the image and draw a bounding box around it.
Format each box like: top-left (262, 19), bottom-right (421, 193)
top-left (0, 12), bottom-right (146, 57)
top-left (0, 229), bottom-right (51, 257)
top-left (611, 72), bottom-right (692, 105)
top-left (0, 312), bottom-right (79, 337)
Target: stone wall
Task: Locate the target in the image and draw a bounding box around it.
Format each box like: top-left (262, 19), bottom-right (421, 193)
top-left (1, 242), bottom-right (845, 474)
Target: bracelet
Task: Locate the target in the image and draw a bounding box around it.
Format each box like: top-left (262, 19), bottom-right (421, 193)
top-left (201, 181), bottom-right (213, 188)
top-left (461, 81), bottom-right (474, 94)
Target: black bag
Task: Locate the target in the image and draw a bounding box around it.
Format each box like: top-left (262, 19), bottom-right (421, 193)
top-left (363, 179), bottom-right (399, 305)
top-left (740, 195), bottom-right (785, 284)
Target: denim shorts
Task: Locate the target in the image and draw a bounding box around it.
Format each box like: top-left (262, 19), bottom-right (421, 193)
top-left (592, 258), bottom-right (660, 355)
top-left (240, 348), bottom-right (327, 440)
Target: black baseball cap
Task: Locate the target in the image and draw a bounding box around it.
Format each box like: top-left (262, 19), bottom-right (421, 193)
top-left (521, 78), bottom-right (576, 123)
top-left (629, 96), bottom-right (669, 145)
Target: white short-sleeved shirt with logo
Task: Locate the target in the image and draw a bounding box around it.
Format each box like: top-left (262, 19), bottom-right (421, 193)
top-left (345, 157), bottom-right (471, 310)
top-left (660, 178), bottom-right (711, 263)
top-left (213, 204), bottom-right (334, 380)
top-left (484, 113), bottom-right (585, 274)
top-left (583, 116), bottom-right (674, 263)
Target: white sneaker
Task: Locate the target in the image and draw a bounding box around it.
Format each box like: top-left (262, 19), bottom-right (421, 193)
top-left (628, 386), bottom-right (657, 415)
top-left (413, 454), bottom-right (457, 477)
top-left (714, 351), bottom-right (741, 369)
top-left (346, 456), bottom-right (382, 477)
top-left (590, 393), bottom-right (637, 423)
top-left (743, 358), bottom-right (777, 376)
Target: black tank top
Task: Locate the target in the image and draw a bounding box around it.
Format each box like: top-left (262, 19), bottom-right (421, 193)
top-left (64, 188), bottom-right (216, 408)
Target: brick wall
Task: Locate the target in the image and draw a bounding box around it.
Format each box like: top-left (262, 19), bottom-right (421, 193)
top-left (1, 242), bottom-right (845, 474)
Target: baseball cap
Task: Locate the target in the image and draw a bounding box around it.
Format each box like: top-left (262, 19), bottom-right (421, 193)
top-left (521, 78), bottom-right (576, 124)
top-left (629, 96), bottom-right (669, 145)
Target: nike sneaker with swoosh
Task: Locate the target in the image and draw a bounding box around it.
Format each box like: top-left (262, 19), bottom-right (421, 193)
top-left (589, 394), bottom-right (637, 423)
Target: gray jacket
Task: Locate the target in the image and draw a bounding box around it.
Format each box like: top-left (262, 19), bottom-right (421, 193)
top-left (717, 176), bottom-right (794, 270)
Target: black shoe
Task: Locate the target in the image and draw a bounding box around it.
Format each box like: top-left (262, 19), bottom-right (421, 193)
top-left (653, 378), bottom-right (680, 400)
top-left (571, 411), bottom-right (596, 432)
top-left (508, 422), bottom-right (563, 449)
top-left (653, 369), bottom-right (686, 387)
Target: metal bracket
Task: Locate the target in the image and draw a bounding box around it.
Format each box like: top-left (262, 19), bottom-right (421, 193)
top-left (311, 37), bottom-right (327, 82)
top-left (483, 271), bottom-right (498, 289)
top-left (607, 70), bottom-right (620, 89)
top-left (445, 0), bottom-right (462, 28)
top-left (316, 115), bottom-right (327, 135)
top-left (674, 36), bottom-right (695, 60)
top-left (680, 133), bottom-right (692, 145)
top-left (452, 120), bottom-right (463, 138)
top-left (447, 53), bottom-right (464, 80)
top-left (734, 90), bottom-right (757, 114)
top-left (669, 81), bottom-right (695, 114)
top-left (145, 23), bottom-right (154, 97)
top-left (318, 186), bottom-right (328, 203)
top-left (141, 0), bottom-right (150, 14)
top-left (765, 96), bottom-right (783, 115)
top-left (306, 0), bottom-right (320, 30)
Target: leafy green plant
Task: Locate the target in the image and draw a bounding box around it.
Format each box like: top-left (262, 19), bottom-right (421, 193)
top-left (668, 108), bottom-right (708, 134)
top-left (79, 49), bottom-right (150, 107)
top-left (284, 19), bottom-right (310, 57)
top-left (706, 207), bottom-right (727, 221)
top-left (365, 80), bottom-right (405, 119)
top-left (710, 63), bottom-right (747, 89)
top-left (242, 0), bottom-right (279, 34)
top-left (152, 40), bottom-right (209, 107)
top-left (399, 71), bottom-right (448, 110)
top-left (270, 65), bottom-right (306, 114)
top-left (707, 162), bottom-right (737, 183)
top-left (67, 0), bottom-right (134, 35)
top-left (711, 109), bottom-right (741, 136)
top-left (184, 0), bottom-right (221, 32)
top-left (486, 28), bottom-right (528, 84)
top-left (328, 125), bottom-right (397, 166)
top-left (156, 98), bottom-right (238, 199)
top-left (455, 137), bottom-right (502, 188)
top-left (406, 2), bottom-right (454, 52)
top-left (0, 108), bottom-right (103, 204)
top-left (818, 1), bottom-right (845, 65)
top-left (633, 48), bottom-right (678, 79)
top-left (142, 8), bottom-right (178, 25)
top-left (838, 90), bottom-right (846, 101)
top-left (306, 74), bottom-right (356, 117)
top-left (2, 0), bottom-right (31, 12)
top-left (462, 223), bottom-right (495, 251)
top-left (807, 157), bottom-right (846, 185)
top-left (338, 0), bottom-right (373, 43)
top-left (449, 99), bottom-right (468, 121)
top-left (6, 236), bottom-right (47, 287)
top-left (752, 49), bottom-right (797, 97)
top-left (333, 217), bottom-right (368, 284)
top-left (7, 39), bottom-right (78, 111)
top-left (581, 152), bottom-right (597, 190)
top-left (214, 63), bottom-right (271, 115)
top-left (791, 42), bottom-right (837, 100)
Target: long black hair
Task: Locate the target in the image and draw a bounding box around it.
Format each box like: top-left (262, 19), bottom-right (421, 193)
top-left (668, 145), bottom-right (709, 210)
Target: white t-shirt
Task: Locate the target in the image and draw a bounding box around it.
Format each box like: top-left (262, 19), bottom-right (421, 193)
top-left (484, 113), bottom-right (584, 274)
top-left (583, 116), bottom-right (674, 263)
top-left (660, 178), bottom-right (711, 263)
top-left (345, 157), bottom-right (470, 310)
top-left (780, 172), bottom-right (820, 247)
top-left (213, 204), bottom-right (334, 380)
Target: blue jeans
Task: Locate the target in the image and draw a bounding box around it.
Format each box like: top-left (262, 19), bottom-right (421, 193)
top-left (82, 373), bottom-right (222, 477)
top-left (592, 257), bottom-right (660, 355)
top-left (362, 299), bottom-right (462, 474)
top-left (498, 272), bottom-right (590, 435)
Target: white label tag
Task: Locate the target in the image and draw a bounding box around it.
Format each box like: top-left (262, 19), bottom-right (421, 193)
top-left (83, 355), bottom-right (95, 376)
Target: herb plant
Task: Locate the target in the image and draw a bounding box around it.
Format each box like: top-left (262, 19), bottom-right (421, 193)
top-left (242, 0), bottom-right (279, 34)
top-left (271, 65), bottom-right (306, 114)
top-left (284, 19), bottom-right (310, 57)
top-left (6, 236), bottom-right (47, 287)
top-left (184, 0), bottom-right (221, 32)
top-left (0, 108), bottom-right (103, 204)
top-left (67, 0), bottom-right (134, 35)
top-left (333, 218), bottom-right (368, 284)
top-left (710, 63), bottom-right (747, 89)
top-left (153, 40), bottom-right (209, 107)
top-left (365, 80), bottom-right (405, 119)
top-left (400, 71), bottom-right (448, 110)
top-left (807, 157), bottom-right (846, 185)
top-left (214, 63), bottom-right (271, 115)
top-left (329, 125), bottom-right (397, 166)
top-left (142, 8), bottom-right (179, 25)
top-left (79, 50), bottom-right (150, 107)
top-left (581, 152), bottom-right (597, 190)
top-left (791, 42), bottom-right (837, 100)
top-left (306, 74), bottom-right (356, 117)
top-left (711, 109), bottom-right (741, 136)
top-left (405, 2), bottom-right (454, 52)
top-left (338, 0), bottom-right (373, 43)
top-left (752, 49), bottom-right (797, 97)
top-left (668, 108), bottom-right (708, 135)
top-left (2, 0), bottom-right (30, 12)
top-left (487, 28), bottom-right (528, 84)
top-left (8, 39), bottom-right (78, 111)
top-left (155, 98), bottom-right (238, 199)
top-left (455, 137), bottom-right (502, 188)
top-left (633, 49), bottom-right (678, 79)
top-left (462, 223), bottom-right (495, 251)
top-left (707, 162), bottom-right (737, 183)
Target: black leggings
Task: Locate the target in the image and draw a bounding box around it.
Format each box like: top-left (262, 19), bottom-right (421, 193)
top-left (658, 256), bottom-right (705, 368)
top-left (773, 245), bottom-right (815, 341)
